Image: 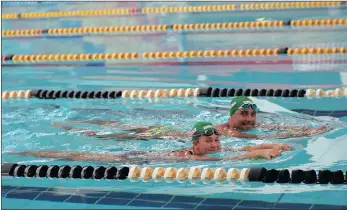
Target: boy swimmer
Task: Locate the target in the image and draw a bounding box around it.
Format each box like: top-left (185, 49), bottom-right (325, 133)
top-left (9, 122), bottom-right (292, 163)
top-left (53, 96), bottom-right (329, 141)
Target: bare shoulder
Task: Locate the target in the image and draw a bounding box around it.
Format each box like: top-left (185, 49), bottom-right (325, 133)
top-left (215, 123), bottom-right (228, 132)
top-left (214, 123), bottom-right (223, 130)
top-left (217, 125), bottom-right (239, 136)
top-left (221, 128), bottom-right (257, 139)
top-left (226, 129), bottom-right (242, 137)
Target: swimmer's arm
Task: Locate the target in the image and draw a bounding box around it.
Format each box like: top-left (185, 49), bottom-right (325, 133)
top-left (224, 154), bottom-right (249, 160)
top-left (224, 149), bottom-right (280, 160)
top-left (224, 144), bottom-right (274, 152)
top-left (223, 129), bottom-right (258, 139)
top-left (257, 128), bottom-right (323, 139)
top-left (223, 153), bottom-right (258, 160)
top-left (240, 143), bottom-right (292, 151)
top-left (188, 155), bottom-right (222, 161)
top-left (221, 147), bottom-right (238, 152)
top-left (256, 133), bottom-right (294, 139)
top-left (188, 152), bottom-right (273, 161)
top-left (188, 149), bottom-right (279, 161)
top-left (230, 128), bottom-right (325, 140)
top-left (256, 123), bottom-right (309, 131)
top-left (220, 128), bottom-right (303, 140)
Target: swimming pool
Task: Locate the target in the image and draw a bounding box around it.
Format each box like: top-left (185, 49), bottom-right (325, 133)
top-left (2, 1), bottom-right (347, 209)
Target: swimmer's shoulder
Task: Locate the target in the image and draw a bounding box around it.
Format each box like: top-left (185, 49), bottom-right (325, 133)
top-left (216, 124), bottom-right (239, 136)
top-left (214, 123), bottom-right (223, 131)
top-left (168, 148), bottom-right (193, 158)
top-left (215, 124), bottom-right (226, 134)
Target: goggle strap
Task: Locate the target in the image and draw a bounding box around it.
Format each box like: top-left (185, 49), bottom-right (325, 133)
top-left (191, 129), bottom-right (220, 137)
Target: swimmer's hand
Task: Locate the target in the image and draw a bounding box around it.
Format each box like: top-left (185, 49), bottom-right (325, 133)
top-left (249, 149), bottom-right (281, 160)
top-left (241, 143), bottom-right (292, 152)
top-left (272, 143), bottom-right (293, 151)
top-left (303, 125), bottom-right (331, 135)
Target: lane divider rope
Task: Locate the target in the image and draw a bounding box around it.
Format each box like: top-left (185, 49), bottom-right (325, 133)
top-left (2, 19), bottom-right (347, 38)
top-left (2, 47), bottom-right (346, 64)
top-left (2, 1), bottom-right (56, 6)
top-left (2, 2), bottom-right (345, 20)
top-left (2, 87), bottom-right (347, 100)
top-left (2, 163), bottom-right (346, 185)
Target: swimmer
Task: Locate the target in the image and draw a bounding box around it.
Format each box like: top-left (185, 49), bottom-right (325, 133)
top-left (215, 96), bottom-right (331, 139)
top-left (9, 122), bottom-right (292, 163)
top-left (53, 96), bottom-right (330, 141)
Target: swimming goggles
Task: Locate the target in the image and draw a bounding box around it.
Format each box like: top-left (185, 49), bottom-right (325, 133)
top-left (240, 101), bottom-right (258, 111)
top-left (191, 128), bottom-right (220, 137)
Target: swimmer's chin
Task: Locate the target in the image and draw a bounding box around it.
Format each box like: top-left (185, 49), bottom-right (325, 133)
top-left (205, 149), bottom-right (221, 154)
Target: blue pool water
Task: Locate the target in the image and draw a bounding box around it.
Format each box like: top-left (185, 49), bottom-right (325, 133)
top-left (2, 1), bottom-right (347, 209)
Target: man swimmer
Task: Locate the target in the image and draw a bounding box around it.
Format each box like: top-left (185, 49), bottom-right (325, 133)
top-left (9, 122), bottom-right (292, 163)
top-left (215, 96), bottom-right (330, 139)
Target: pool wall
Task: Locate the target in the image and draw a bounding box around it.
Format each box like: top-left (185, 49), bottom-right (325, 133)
top-left (3, 184), bottom-right (347, 209)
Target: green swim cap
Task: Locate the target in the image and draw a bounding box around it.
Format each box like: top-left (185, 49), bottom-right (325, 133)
top-left (229, 96), bottom-right (257, 116)
top-left (189, 121), bottom-right (218, 141)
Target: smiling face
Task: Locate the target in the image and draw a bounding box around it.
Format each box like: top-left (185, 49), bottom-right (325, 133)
top-left (229, 106), bottom-right (257, 131)
top-left (193, 134), bottom-right (221, 155)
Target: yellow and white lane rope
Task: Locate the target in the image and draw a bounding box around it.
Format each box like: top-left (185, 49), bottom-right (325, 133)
top-left (2, 2), bottom-right (343, 20)
top-left (127, 166), bottom-right (247, 184)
